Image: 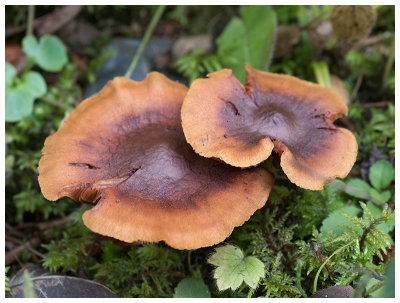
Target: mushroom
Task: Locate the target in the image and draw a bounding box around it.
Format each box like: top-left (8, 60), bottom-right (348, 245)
top-left (38, 72), bottom-right (274, 250)
top-left (181, 65), bottom-right (358, 190)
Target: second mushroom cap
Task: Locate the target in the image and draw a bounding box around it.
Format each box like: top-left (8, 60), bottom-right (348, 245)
top-left (181, 65), bottom-right (358, 190)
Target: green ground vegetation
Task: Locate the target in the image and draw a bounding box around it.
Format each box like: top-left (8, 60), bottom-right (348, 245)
top-left (5, 5), bottom-right (395, 298)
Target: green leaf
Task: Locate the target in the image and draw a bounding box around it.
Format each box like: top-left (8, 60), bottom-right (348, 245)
top-left (217, 17), bottom-right (247, 82)
top-left (346, 178), bottom-right (372, 199)
top-left (208, 244), bottom-right (265, 291)
top-left (22, 34), bottom-right (68, 72)
top-left (5, 88), bottom-right (35, 122)
top-left (23, 270), bottom-right (37, 298)
top-left (369, 188), bottom-right (391, 204)
top-left (366, 202), bottom-right (394, 234)
top-left (22, 35), bottom-right (39, 58)
top-left (173, 278), bottom-right (211, 298)
top-left (217, 6), bottom-right (277, 82)
top-left (369, 160), bottom-right (394, 190)
top-left (311, 61), bottom-right (331, 87)
top-left (330, 178), bottom-right (371, 200)
top-left (5, 62), bottom-right (17, 86)
top-left (35, 35), bottom-right (68, 72)
top-left (320, 205), bottom-right (361, 238)
top-left (370, 258), bottom-right (395, 298)
top-left (19, 71), bottom-right (47, 98)
top-left (241, 6), bottom-right (276, 70)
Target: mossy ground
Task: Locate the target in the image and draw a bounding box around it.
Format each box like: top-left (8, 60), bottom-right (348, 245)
top-left (5, 5), bottom-right (395, 298)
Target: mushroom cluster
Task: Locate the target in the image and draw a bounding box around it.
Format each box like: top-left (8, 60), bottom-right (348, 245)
top-left (181, 65), bottom-right (358, 190)
top-left (38, 72), bottom-right (273, 250)
top-left (38, 65), bottom-right (357, 249)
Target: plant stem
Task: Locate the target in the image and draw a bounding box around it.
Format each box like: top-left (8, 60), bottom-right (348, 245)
top-left (312, 239), bottom-right (355, 294)
top-left (382, 38), bottom-right (395, 89)
top-left (296, 261), bottom-right (307, 297)
top-left (40, 96), bottom-right (74, 112)
top-left (124, 5), bottom-right (166, 78)
top-left (26, 5), bottom-right (35, 36)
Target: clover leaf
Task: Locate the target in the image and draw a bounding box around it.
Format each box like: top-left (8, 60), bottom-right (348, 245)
top-left (19, 71), bottom-right (47, 98)
top-left (22, 34), bottom-right (67, 72)
top-left (5, 70), bottom-right (47, 122)
top-left (5, 62), bottom-right (17, 87)
top-left (5, 89), bottom-right (35, 122)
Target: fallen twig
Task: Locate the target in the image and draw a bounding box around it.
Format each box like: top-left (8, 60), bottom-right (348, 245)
top-left (362, 101), bottom-right (393, 108)
top-left (5, 5), bottom-right (82, 38)
top-left (5, 238), bottom-right (41, 266)
top-left (354, 32), bottom-right (394, 50)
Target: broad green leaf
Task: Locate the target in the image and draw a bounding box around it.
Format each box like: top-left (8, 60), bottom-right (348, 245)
top-left (22, 35), bottom-right (39, 58)
top-left (217, 6), bottom-right (277, 82)
top-left (370, 258), bottom-right (395, 298)
top-left (217, 17), bottom-right (247, 81)
top-left (173, 278), bottom-right (211, 298)
top-left (369, 160), bottom-right (394, 190)
top-left (5, 88), bottom-right (35, 122)
top-left (241, 5), bottom-right (276, 70)
top-left (330, 178), bottom-right (371, 200)
top-left (208, 245), bottom-right (265, 291)
top-left (346, 178), bottom-right (372, 199)
top-left (5, 62), bottom-right (17, 86)
top-left (369, 188), bottom-right (391, 204)
top-left (320, 205), bottom-right (361, 238)
top-left (36, 35), bottom-right (68, 72)
top-left (19, 71), bottom-right (47, 98)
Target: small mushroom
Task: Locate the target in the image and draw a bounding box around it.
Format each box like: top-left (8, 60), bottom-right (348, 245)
top-left (38, 72), bottom-right (274, 249)
top-left (181, 65), bottom-right (357, 190)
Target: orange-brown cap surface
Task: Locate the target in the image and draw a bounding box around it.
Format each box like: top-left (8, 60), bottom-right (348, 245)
top-left (181, 65), bottom-right (358, 190)
top-left (38, 72), bottom-right (274, 250)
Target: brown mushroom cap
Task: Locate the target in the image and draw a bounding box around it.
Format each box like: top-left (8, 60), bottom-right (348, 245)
top-left (38, 72), bottom-right (274, 250)
top-left (181, 65), bottom-right (358, 190)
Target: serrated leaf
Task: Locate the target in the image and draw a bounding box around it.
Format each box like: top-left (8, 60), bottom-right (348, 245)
top-left (369, 160), bottom-right (394, 190)
top-left (5, 62), bottom-right (17, 86)
top-left (173, 278), bottom-right (211, 298)
top-left (208, 245), bottom-right (265, 291)
top-left (242, 256), bottom-right (265, 288)
top-left (19, 71), bottom-right (47, 98)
